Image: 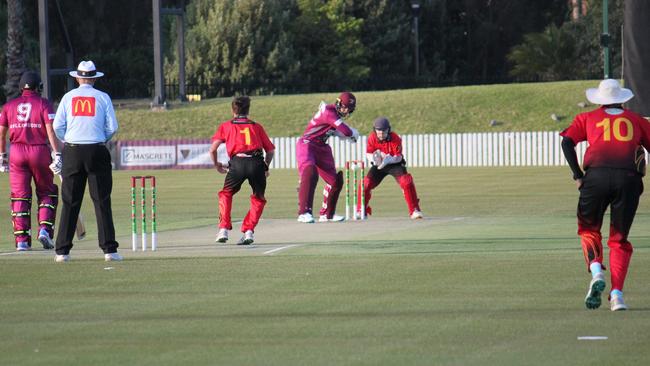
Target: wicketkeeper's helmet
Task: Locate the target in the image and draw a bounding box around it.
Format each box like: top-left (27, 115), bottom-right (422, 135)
top-left (373, 117), bottom-right (391, 133)
top-left (373, 116), bottom-right (391, 141)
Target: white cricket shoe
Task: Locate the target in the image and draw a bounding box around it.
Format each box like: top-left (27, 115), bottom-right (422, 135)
top-left (216, 228), bottom-right (229, 243)
top-left (318, 215), bottom-right (345, 222)
top-left (297, 213), bottom-right (315, 223)
top-left (55, 254), bottom-right (70, 262)
top-left (38, 228), bottom-right (54, 250)
top-left (237, 230), bottom-right (254, 245)
top-left (16, 242), bottom-right (31, 251)
top-left (610, 294), bottom-right (628, 311)
top-left (584, 272), bottom-right (606, 309)
top-left (104, 252), bottom-right (123, 262)
top-left (410, 210), bottom-right (424, 220)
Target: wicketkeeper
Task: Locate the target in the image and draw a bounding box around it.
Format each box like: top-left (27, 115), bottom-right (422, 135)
top-left (209, 96), bottom-right (275, 245)
top-left (561, 79), bottom-right (650, 311)
top-left (360, 117), bottom-right (422, 219)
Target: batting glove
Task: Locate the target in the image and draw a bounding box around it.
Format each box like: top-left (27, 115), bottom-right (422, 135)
top-left (349, 127), bottom-right (360, 143)
top-left (0, 152), bottom-right (8, 173)
top-left (49, 152), bottom-right (62, 175)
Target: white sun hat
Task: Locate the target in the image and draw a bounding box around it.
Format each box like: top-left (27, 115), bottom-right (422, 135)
top-left (69, 60), bottom-right (105, 78)
top-left (585, 79), bottom-right (634, 105)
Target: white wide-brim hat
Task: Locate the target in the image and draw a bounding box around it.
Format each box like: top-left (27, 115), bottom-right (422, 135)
top-left (69, 60), bottom-right (105, 78)
top-left (585, 79), bottom-right (634, 105)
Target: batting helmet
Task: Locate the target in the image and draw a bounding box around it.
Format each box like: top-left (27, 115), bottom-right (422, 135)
top-left (19, 71), bottom-right (42, 91)
top-left (336, 92), bottom-right (356, 116)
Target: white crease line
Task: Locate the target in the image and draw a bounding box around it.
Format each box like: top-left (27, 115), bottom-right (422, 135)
top-left (0, 252), bottom-right (19, 256)
top-left (264, 244), bottom-right (299, 255)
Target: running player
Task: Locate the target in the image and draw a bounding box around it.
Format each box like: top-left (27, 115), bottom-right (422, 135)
top-left (0, 71), bottom-right (61, 251)
top-left (296, 92), bottom-right (359, 223)
top-left (360, 117), bottom-right (422, 219)
top-left (561, 79), bottom-right (650, 311)
top-left (209, 96), bottom-right (275, 245)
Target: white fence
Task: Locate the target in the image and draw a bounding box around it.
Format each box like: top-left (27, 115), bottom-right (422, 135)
top-left (269, 131), bottom-right (589, 169)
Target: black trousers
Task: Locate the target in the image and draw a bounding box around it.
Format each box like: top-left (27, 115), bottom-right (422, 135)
top-left (577, 168), bottom-right (643, 240)
top-left (223, 156), bottom-right (267, 197)
top-left (55, 143), bottom-right (118, 254)
top-left (366, 162), bottom-right (408, 186)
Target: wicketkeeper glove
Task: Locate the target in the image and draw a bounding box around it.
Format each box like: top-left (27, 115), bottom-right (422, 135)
top-left (378, 154), bottom-right (397, 170)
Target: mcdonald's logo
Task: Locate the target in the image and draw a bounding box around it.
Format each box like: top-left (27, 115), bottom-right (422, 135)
top-left (71, 97), bottom-right (96, 117)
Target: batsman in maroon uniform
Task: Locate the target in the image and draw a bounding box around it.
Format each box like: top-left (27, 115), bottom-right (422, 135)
top-left (0, 71), bottom-right (61, 251)
top-left (209, 96), bottom-right (275, 245)
top-left (361, 117), bottom-right (422, 219)
top-left (296, 92), bottom-right (359, 223)
top-left (561, 79), bottom-right (650, 311)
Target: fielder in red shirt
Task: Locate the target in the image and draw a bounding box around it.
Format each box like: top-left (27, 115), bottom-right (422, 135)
top-left (361, 117), bottom-right (422, 219)
top-left (209, 96), bottom-right (275, 245)
top-left (561, 79), bottom-right (650, 311)
top-left (0, 71), bottom-right (61, 251)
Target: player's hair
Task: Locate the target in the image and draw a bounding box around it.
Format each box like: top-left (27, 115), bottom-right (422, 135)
top-left (232, 96), bottom-right (251, 115)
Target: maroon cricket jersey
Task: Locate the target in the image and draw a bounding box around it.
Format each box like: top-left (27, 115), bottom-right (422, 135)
top-left (301, 102), bottom-right (353, 144)
top-left (366, 131), bottom-right (402, 156)
top-left (212, 117), bottom-right (275, 157)
top-left (0, 90), bottom-right (55, 145)
top-left (561, 106), bottom-right (650, 171)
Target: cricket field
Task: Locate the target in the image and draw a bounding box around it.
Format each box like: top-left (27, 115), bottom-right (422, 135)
top-left (1, 167), bottom-right (650, 365)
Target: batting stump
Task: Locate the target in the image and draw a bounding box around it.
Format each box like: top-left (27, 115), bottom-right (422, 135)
top-left (345, 161), bottom-right (365, 220)
top-left (131, 176), bottom-right (157, 251)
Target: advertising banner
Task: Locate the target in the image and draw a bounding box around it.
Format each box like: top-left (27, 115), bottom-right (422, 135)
top-left (177, 143), bottom-right (213, 167)
top-left (120, 145), bottom-right (176, 167)
top-left (116, 139), bottom-right (227, 170)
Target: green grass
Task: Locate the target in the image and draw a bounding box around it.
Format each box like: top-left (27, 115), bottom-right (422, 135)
top-left (113, 80), bottom-right (597, 139)
top-left (2, 168), bottom-right (650, 365)
top-left (0, 167), bottom-right (581, 246)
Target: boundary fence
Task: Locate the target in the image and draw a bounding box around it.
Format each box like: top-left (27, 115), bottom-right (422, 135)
top-left (270, 131), bottom-right (589, 169)
top-left (111, 131), bottom-right (602, 170)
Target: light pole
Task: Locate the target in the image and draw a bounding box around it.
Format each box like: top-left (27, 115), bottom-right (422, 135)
top-left (411, 1), bottom-right (421, 77)
top-left (602, 0), bottom-right (610, 78)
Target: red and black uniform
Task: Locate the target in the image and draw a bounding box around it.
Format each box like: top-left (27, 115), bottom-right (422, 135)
top-left (212, 116), bottom-right (275, 233)
top-left (362, 131), bottom-right (420, 215)
top-left (561, 106), bottom-right (650, 292)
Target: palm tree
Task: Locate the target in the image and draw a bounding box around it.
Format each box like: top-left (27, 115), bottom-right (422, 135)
top-left (507, 24), bottom-right (582, 81)
top-left (4, 0), bottom-right (26, 100)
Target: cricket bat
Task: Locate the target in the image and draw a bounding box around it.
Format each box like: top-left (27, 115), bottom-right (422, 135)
top-left (57, 175), bottom-right (86, 240)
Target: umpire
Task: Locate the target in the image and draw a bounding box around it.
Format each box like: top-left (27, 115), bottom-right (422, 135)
top-left (52, 60), bottom-right (121, 262)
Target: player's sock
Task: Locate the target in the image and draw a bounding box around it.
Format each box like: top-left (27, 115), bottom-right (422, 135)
top-left (610, 289), bottom-right (623, 298)
top-left (590, 262), bottom-right (603, 277)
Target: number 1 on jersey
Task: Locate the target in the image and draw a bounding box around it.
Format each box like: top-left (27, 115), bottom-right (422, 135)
top-left (240, 127), bottom-right (251, 145)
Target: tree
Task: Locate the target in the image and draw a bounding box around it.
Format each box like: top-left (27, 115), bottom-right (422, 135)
top-left (291, 0), bottom-right (369, 91)
top-left (508, 24), bottom-right (584, 80)
top-left (176, 0), bottom-right (301, 95)
top-left (507, 0), bottom-right (624, 81)
top-left (4, 0), bottom-right (26, 100)
top-left (416, 0), bottom-right (568, 84)
top-left (353, 0), bottom-right (412, 88)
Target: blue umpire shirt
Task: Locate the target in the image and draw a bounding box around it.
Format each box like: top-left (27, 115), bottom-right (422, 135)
top-left (53, 84), bottom-right (118, 143)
